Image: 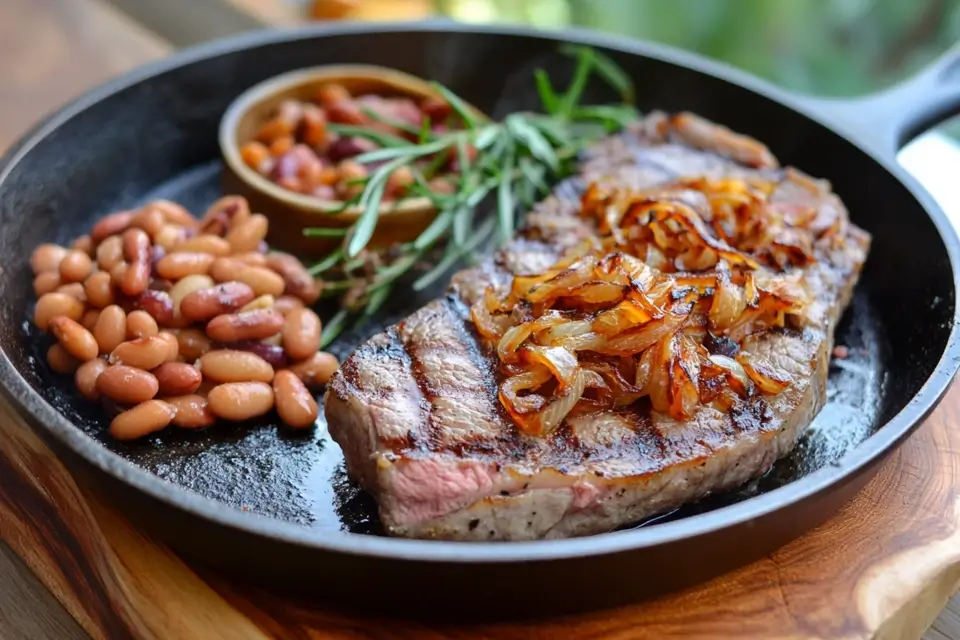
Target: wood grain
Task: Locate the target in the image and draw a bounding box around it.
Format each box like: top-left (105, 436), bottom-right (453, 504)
top-left (0, 0), bottom-right (958, 638)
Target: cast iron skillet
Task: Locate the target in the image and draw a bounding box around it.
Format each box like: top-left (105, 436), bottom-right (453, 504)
top-left (1, 22), bottom-right (959, 619)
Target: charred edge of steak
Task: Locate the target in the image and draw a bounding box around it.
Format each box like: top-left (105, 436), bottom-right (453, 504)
top-left (324, 111), bottom-right (870, 541)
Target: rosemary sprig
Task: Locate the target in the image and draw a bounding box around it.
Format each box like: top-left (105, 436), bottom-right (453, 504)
top-left (310, 45), bottom-right (639, 349)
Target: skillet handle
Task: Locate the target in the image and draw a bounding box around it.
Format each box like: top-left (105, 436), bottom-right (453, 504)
top-left (796, 43), bottom-right (960, 161)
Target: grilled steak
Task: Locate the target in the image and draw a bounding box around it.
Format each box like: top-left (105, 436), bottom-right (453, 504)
top-left (324, 111), bottom-right (870, 540)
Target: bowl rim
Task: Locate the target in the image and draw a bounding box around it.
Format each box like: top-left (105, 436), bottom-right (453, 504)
top-left (219, 62), bottom-right (486, 221)
top-left (1, 20), bottom-right (959, 564)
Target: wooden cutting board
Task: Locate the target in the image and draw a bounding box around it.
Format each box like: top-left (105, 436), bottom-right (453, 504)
top-left (1, 1), bottom-right (959, 638)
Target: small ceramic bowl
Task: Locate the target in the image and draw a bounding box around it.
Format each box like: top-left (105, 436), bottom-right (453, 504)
top-left (219, 64), bottom-right (487, 259)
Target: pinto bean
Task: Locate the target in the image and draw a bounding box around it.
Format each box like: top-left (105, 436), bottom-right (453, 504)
top-left (131, 290), bottom-right (175, 326)
top-left (153, 362), bottom-right (202, 396)
top-left (47, 344), bottom-right (80, 374)
top-left (286, 351), bottom-right (339, 388)
top-left (109, 400), bottom-right (176, 440)
top-left (59, 250), bottom-right (93, 283)
top-left (84, 271), bottom-right (115, 308)
top-left (282, 308), bottom-right (321, 360)
top-left (33, 272), bottom-right (61, 297)
top-left (90, 211), bottom-right (134, 243)
top-left (265, 252), bottom-right (320, 304)
top-left (225, 214), bottom-right (268, 254)
top-left (96, 365), bottom-right (158, 404)
top-left (49, 316), bottom-right (99, 362)
top-left (93, 305), bottom-right (127, 354)
top-left (31, 243), bottom-right (67, 274)
top-left (235, 266), bottom-right (285, 297)
top-left (205, 309), bottom-right (284, 343)
top-left (199, 350), bottom-right (274, 383)
top-left (207, 382), bottom-right (274, 422)
top-left (34, 292), bottom-right (85, 329)
top-left (55, 282), bottom-right (87, 301)
top-left (156, 252), bottom-right (215, 280)
top-left (96, 235), bottom-right (124, 270)
top-left (75, 358), bottom-right (108, 401)
top-left (273, 370), bottom-right (318, 428)
top-left (164, 394), bottom-right (216, 429)
top-left (179, 281), bottom-right (255, 322)
top-left (126, 310), bottom-right (159, 339)
top-left (176, 328), bottom-right (213, 360)
top-left (172, 234), bottom-right (231, 256)
top-left (109, 336), bottom-right (171, 370)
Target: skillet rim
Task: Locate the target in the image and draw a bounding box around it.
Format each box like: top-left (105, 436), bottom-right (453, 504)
top-left (1, 20), bottom-right (958, 564)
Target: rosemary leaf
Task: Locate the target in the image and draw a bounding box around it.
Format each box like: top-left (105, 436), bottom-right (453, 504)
top-left (430, 82), bottom-right (479, 129)
top-left (319, 308), bottom-right (350, 349)
top-left (307, 247), bottom-right (344, 275)
top-left (534, 69), bottom-right (560, 114)
top-left (556, 45), bottom-right (596, 118)
top-left (418, 116), bottom-right (432, 143)
top-left (588, 49), bottom-right (635, 105)
top-left (497, 152), bottom-right (516, 243)
top-left (506, 116), bottom-right (559, 172)
top-left (362, 285), bottom-right (391, 318)
top-left (474, 124), bottom-right (501, 151)
top-left (453, 204), bottom-right (472, 247)
top-left (303, 227), bottom-right (349, 238)
top-left (325, 123), bottom-right (408, 147)
top-left (359, 106), bottom-right (423, 136)
top-left (348, 178), bottom-right (388, 257)
top-left (413, 207), bottom-right (455, 250)
top-left (413, 217), bottom-right (496, 291)
top-left (354, 138), bottom-right (450, 165)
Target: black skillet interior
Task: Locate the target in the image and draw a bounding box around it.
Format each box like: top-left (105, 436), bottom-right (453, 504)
top-left (0, 25), bottom-right (956, 609)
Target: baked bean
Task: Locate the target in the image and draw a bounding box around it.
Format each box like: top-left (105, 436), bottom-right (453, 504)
top-left (273, 370), bottom-right (318, 428)
top-left (109, 400), bottom-right (176, 440)
top-left (126, 310), bottom-right (159, 339)
top-left (72, 235), bottom-right (94, 255)
top-left (131, 290), bottom-right (175, 326)
top-left (286, 351), bottom-right (339, 388)
top-left (59, 250), bottom-right (93, 283)
top-left (180, 281), bottom-right (254, 322)
top-left (154, 362), bottom-right (202, 395)
top-left (156, 252), bottom-right (215, 280)
top-left (163, 394), bottom-right (216, 429)
top-left (96, 235), bottom-right (124, 270)
top-left (91, 211), bottom-right (134, 243)
top-left (93, 305), bottom-right (127, 354)
top-left (50, 316), bottom-right (99, 361)
top-left (235, 265), bottom-right (285, 297)
top-left (110, 261), bottom-right (128, 288)
top-left (240, 295), bottom-right (275, 312)
top-left (154, 224), bottom-right (184, 251)
top-left (122, 228), bottom-right (150, 262)
top-left (172, 234), bottom-right (230, 256)
top-left (265, 252), bottom-right (320, 304)
top-left (199, 350), bottom-right (274, 383)
top-left (273, 295), bottom-right (305, 316)
top-left (96, 365), bottom-right (158, 404)
top-left (226, 341), bottom-right (289, 369)
top-left (176, 328), bottom-right (213, 360)
top-left (109, 335), bottom-right (170, 370)
top-left (282, 308), bottom-right (321, 360)
top-left (206, 309), bottom-right (284, 343)
top-left (147, 200), bottom-right (196, 227)
top-left (34, 292), bottom-right (85, 329)
top-left (55, 282), bottom-right (87, 301)
top-left (233, 252), bottom-right (268, 268)
top-left (207, 381), bottom-right (274, 422)
top-left (121, 259), bottom-right (150, 296)
top-left (75, 358), bottom-right (108, 401)
top-left (81, 309), bottom-right (101, 332)
top-left (47, 344), bottom-right (80, 374)
top-left (131, 206), bottom-right (165, 238)
top-left (31, 243), bottom-right (67, 274)
top-left (84, 271), bottom-right (115, 308)
top-left (225, 213), bottom-right (268, 254)
top-left (33, 272), bottom-right (62, 297)
top-left (209, 257), bottom-right (241, 282)
top-left (156, 332), bottom-right (180, 363)
top-left (199, 196), bottom-right (251, 237)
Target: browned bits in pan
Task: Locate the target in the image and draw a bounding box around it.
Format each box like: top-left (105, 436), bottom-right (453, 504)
top-left (31, 243), bottom-right (67, 274)
top-left (206, 309), bottom-right (284, 343)
top-left (164, 394), bottom-right (216, 429)
top-left (110, 400), bottom-right (177, 440)
top-left (49, 316), bottom-right (99, 362)
top-left (30, 195), bottom-right (338, 440)
top-left (208, 381), bottom-right (275, 421)
top-left (273, 370), bottom-right (318, 428)
top-left (154, 362), bottom-right (203, 396)
top-left (34, 292), bottom-right (85, 329)
top-left (96, 365), bottom-right (159, 404)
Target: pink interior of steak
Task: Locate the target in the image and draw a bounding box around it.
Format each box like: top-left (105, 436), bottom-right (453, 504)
top-left (324, 111), bottom-right (870, 540)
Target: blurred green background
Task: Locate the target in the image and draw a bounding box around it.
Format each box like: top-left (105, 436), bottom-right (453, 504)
top-left (433, 0), bottom-right (960, 139)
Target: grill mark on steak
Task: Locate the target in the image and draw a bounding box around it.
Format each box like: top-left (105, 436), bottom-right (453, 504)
top-left (324, 110), bottom-right (870, 540)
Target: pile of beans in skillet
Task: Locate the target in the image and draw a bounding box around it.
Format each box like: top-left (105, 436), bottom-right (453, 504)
top-left (29, 196), bottom-right (339, 440)
top-left (238, 82), bottom-right (460, 201)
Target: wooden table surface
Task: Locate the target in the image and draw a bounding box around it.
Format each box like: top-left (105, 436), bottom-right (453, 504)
top-left (0, 0), bottom-right (958, 638)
